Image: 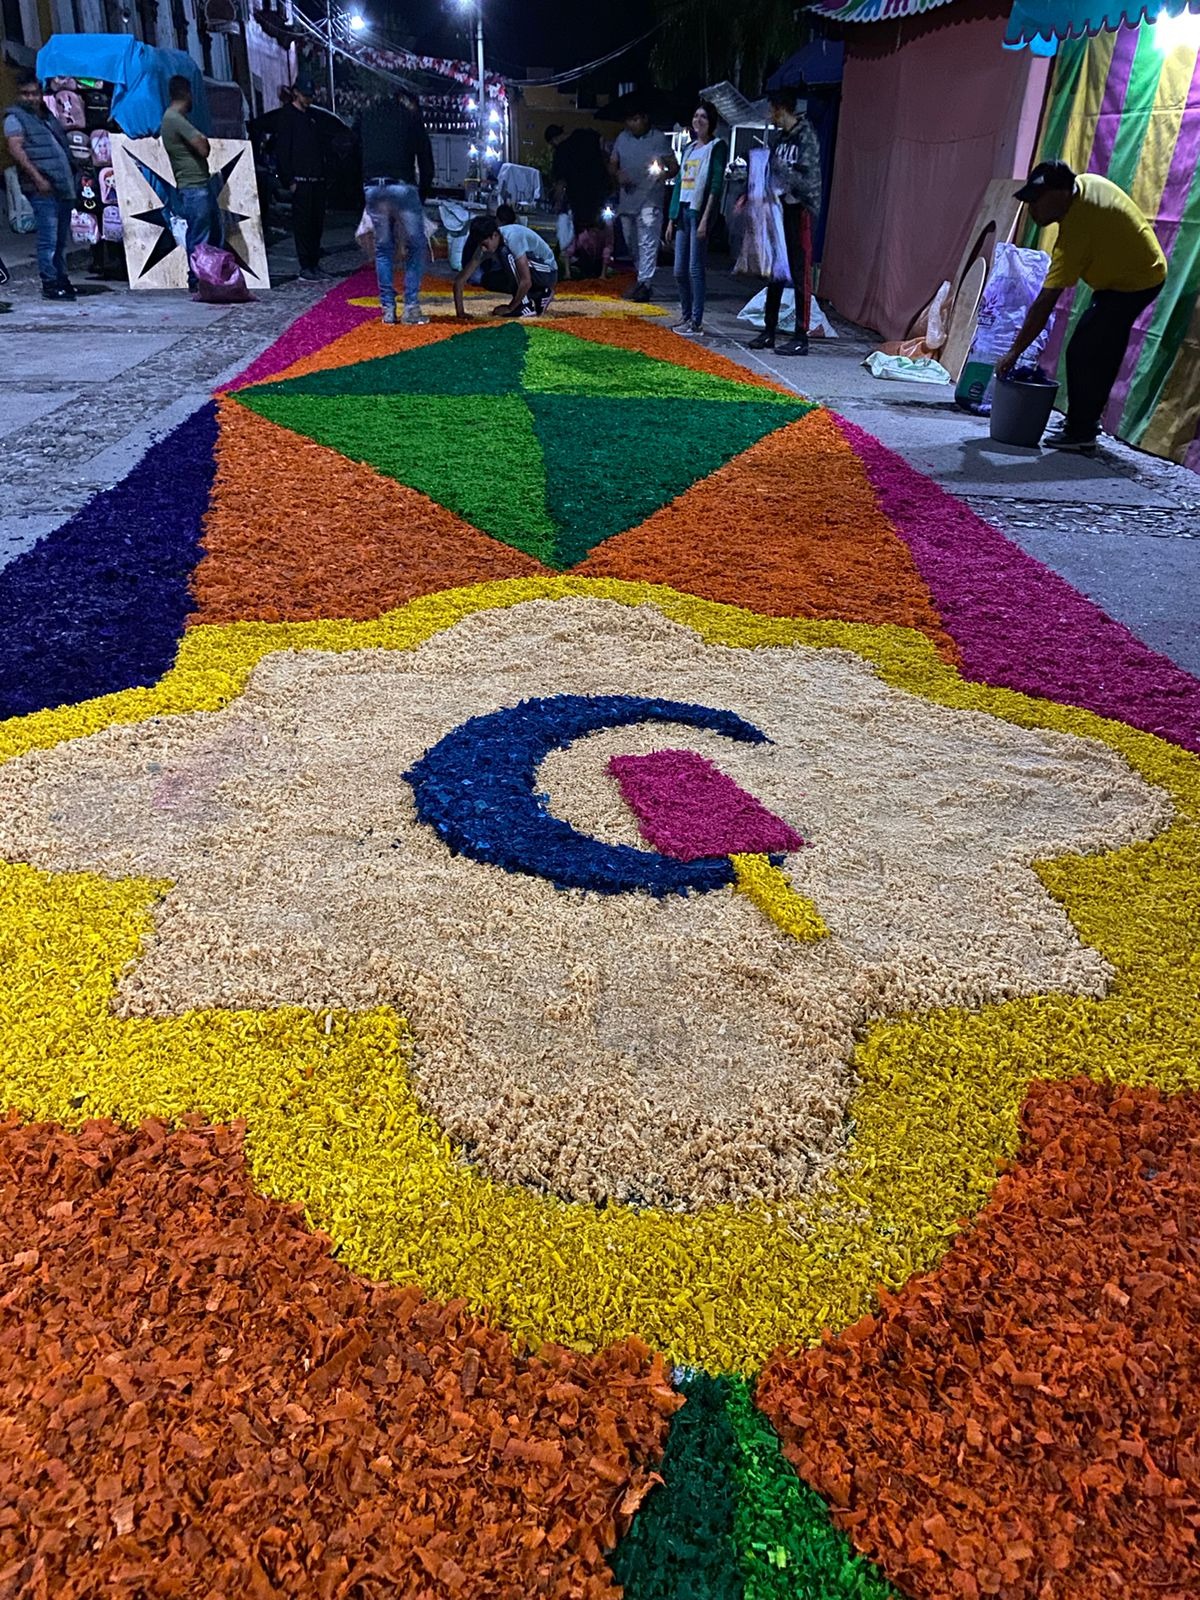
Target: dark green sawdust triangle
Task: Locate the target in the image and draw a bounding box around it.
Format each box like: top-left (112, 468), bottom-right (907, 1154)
top-left (245, 319), bottom-right (531, 397)
top-left (235, 388), bottom-right (558, 563)
top-left (522, 324), bottom-right (802, 405)
top-left (528, 393), bottom-right (805, 568)
top-left (610, 1372), bottom-right (900, 1600)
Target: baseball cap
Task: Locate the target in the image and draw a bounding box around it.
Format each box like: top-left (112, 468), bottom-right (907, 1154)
top-left (1014, 160), bottom-right (1076, 204)
top-left (293, 74), bottom-right (316, 97)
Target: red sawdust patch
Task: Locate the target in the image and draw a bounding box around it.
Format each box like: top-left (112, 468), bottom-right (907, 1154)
top-left (558, 315), bottom-right (792, 394)
top-left (228, 315), bottom-right (470, 391)
top-left (191, 399), bottom-right (549, 624)
top-left (0, 1115), bottom-right (680, 1600)
top-left (757, 1079), bottom-right (1200, 1600)
top-left (577, 408), bottom-right (961, 661)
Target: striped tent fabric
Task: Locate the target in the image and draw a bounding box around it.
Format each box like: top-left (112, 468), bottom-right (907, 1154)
top-left (808, 0), bottom-right (959, 21)
top-left (1033, 23), bottom-right (1200, 469)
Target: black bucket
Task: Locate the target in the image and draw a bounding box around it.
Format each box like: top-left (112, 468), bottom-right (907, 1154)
top-left (989, 369), bottom-right (1059, 447)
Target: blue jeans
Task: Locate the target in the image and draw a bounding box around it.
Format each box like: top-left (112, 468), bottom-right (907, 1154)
top-left (30, 193), bottom-right (72, 289)
top-left (365, 181), bottom-right (427, 311)
top-left (673, 205), bottom-right (709, 328)
top-left (173, 184), bottom-right (221, 288)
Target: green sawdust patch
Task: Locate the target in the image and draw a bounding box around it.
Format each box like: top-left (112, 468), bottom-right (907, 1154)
top-left (234, 389), bottom-right (558, 559)
top-left (529, 394), bottom-right (807, 567)
top-left (522, 326), bottom-right (804, 405)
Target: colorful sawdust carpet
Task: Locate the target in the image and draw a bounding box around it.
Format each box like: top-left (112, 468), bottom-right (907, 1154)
top-left (1, 268), bottom-right (1198, 1599)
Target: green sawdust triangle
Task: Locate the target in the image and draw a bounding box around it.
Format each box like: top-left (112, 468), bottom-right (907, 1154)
top-left (527, 392), bottom-right (806, 568)
top-left (246, 320), bottom-right (530, 398)
top-left (608, 1373), bottom-right (899, 1600)
top-left (524, 325), bottom-right (803, 406)
top-left (234, 388), bottom-right (558, 562)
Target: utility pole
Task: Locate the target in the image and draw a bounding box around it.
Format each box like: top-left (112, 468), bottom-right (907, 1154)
top-left (474, 4), bottom-right (485, 156)
top-left (326, 3), bottom-right (337, 113)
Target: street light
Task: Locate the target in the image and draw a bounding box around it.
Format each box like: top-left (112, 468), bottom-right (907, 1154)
top-left (456, 0), bottom-right (487, 175)
top-left (348, 10), bottom-right (366, 29)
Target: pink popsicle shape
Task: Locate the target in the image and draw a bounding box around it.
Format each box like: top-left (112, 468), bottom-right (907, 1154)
top-left (609, 748), bottom-right (805, 861)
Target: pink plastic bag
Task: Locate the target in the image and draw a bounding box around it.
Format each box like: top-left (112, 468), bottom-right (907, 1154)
top-left (189, 243), bottom-right (256, 304)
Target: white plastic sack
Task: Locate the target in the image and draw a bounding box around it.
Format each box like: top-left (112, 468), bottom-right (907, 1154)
top-left (737, 287), bottom-right (837, 339)
top-left (556, 211), bottom-right (574, 254)
top-left (967, 242), bottom-right (1053, 364)
top-left (5, 168), bottom-right (35, 235)
top-left (863, 352), bottom-right (951, 385)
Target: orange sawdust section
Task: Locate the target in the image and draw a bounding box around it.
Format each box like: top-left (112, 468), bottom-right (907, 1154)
top-left (757, 1079), bottom-right (1200, 1600)
top-left (578, 408), bottom-right (961, 662)
top-left (0, 1115), bottom-right (680, 1600)
top-left (231, 315), bottom-right (469, 390)
top-left (191, 400), bottom-right (548, 625)
top-left (559, 315), bottom-right (793, 394)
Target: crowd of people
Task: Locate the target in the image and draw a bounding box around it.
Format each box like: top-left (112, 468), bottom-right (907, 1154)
top-left (5, 66), bottom-right (1167, 442)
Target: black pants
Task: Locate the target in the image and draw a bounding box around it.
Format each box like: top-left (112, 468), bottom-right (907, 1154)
top-left (292, 178), bottom-right (326, 272)
top-left (764, 204), bottom-right (810, 337)
top-left (499, 247), bottom-right (557, 309)
top-left (1065, 283), bottom-right (1160, 436)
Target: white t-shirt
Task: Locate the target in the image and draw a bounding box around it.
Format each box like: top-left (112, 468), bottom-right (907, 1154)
top-left (500, 223), bottom-right (556, 272)
top-left (611, 128), bottom-right (674, 212)
top-left (678, 140), bottom-right (715, 208)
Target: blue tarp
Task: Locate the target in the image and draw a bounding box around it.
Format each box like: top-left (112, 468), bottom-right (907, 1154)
top-left (35, 34), bottom-right (209, 136)
top-left (766, 40), bottom-right (845, 89)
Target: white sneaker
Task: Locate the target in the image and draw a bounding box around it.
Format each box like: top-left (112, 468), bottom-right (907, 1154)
top-left (670, 317), bottom-right (693, 333)
top-left (402, 303), bottom-right (429, 325)
top-left (381, 306), bottom-right (397, 325)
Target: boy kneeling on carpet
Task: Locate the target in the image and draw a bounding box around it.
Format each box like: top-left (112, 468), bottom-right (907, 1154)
top-left (454, 213), bottom-right (557, 319)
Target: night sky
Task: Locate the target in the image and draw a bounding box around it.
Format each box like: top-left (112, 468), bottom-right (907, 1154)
top-left (375, 0), bottom-right (653, 80)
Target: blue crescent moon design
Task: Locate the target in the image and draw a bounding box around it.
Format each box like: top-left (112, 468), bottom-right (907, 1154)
top-left (404, 693), bottom-right (770, 895)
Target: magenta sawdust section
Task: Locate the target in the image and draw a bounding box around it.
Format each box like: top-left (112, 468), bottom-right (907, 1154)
top-left (609, 749), bottom-right (807, 861)
top-left (838, 416), bottom-right (1200, 754)
top-left (222, 268), bottom-right (380, 393)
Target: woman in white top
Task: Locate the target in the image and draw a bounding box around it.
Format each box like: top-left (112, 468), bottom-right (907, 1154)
top-left (664, 101), bottom-right (728, 337)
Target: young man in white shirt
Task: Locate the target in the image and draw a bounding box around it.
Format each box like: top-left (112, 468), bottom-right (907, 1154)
top-left (609, 105), bottom-right (677, 302)
top-left (453, 213), bottom-right (558, 318)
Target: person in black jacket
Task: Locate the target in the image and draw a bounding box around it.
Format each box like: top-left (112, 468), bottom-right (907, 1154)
top-left (359, 89), bottom-right (434, 325)
top-left (271, 76), bottom-right (339, 279)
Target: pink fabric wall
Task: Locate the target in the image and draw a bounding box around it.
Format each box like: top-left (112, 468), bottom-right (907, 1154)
top-left (821, 0), bottom-right (1047, 338)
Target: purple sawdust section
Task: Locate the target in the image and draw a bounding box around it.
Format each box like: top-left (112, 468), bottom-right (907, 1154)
top-left (221, 267), bottom-right (379, 392)
top-left (837, 416), bottom-right (1200, 754)
top-left (609, 749), bottom-right (805, 861)
top-left (0, 404), bottom-right (216, 721)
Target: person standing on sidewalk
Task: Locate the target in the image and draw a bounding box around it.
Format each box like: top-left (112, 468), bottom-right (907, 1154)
top-left (160, 76), bottom-right (219, 292)
top-left (609, 103), bottom-right (676, 302)
top-left (3, 71), bottom-right (77, 302)
top-left (358, 89), bottom-right (434, 325)
top-left (665, 101), bottom-right (727, 338)
top-left (274, 77), bottom-right (336, 280)
top-left (746, 86), bottom-right (821, 356)
top-left (996, 160), bottom-right (1167, 454)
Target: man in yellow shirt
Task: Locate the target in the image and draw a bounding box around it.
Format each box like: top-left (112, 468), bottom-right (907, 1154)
top-left (996, 160), bottom-right (1167, 454)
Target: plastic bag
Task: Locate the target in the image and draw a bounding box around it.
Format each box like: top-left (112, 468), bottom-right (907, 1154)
top-left (955, 243), bottom-right (1053, 415)
top-left (355, 206), bottom-right (374, 258)
top-left (967, 242), bottom-right (1052, 364)
top-left (190, 243), bottom-right (256, 303)
top-left (863, 352), bottom-right (951, 385)
top-left (6, 169), bottom-right (35, 234)
top-left (737, 287), bottom-right (837, 338)
top-left (556, 210), bottom-right (574, 254)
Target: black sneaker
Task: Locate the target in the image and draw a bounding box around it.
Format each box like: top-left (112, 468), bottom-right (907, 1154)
top-left (747, 331), bottom-right (775, 350)
top-left (777, 334), bottom-right (809, 356)
top-left (41, 284), bottom-right (72, 301)
top-left (1044, 423), bottom-right (1098, 455)
top-left (56, 281), bottom-right (77, 299)
top-left (628, 281), bottom-right (652, 302)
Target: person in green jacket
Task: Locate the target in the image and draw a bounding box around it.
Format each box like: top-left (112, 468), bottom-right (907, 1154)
top-left (665, 101), bottom-right (727, 337)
